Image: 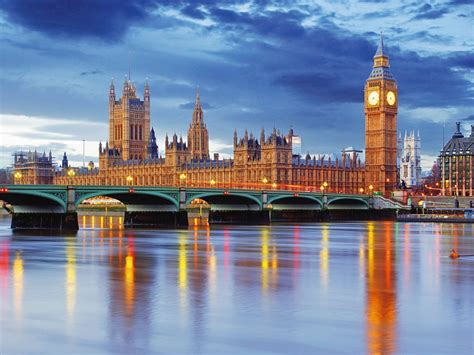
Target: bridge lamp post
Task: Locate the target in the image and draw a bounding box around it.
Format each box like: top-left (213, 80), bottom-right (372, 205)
top-left (359, 187), bottom-right (364, 194)
top-left (67, 169), bottom-right (76, 185)
top-left (14, 171), bottom-right (22, 185)
top-left (126, 175), bottom-right (133, 186)
top-left (179, 173), bottom-right (187, 188)
top-left (323, 181), bottom-right (328, 193)
top-left (210, 178), bottom-right (216, 187)
top-left (272, 182), bottom-right (277, 190)
top-left (369, 184), bottom-right (374, 196)
top-left (262, 177), bottom-right (268, 191)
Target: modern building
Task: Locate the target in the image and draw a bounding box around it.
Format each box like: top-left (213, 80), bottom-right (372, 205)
top-left (23, 34), bottom-right (398, 196)
top-left (439, 122), bottom-right (473, 197)
top-left (364, 33), bottom-right (398, 196)
top-left (398, 130), bottom-right (422, 187)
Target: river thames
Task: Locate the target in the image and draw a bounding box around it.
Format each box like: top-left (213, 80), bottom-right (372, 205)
top-left (0, 217), bottom-right (472, 354)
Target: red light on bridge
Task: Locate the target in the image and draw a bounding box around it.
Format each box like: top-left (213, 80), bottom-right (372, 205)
top-left (128, 188), bottom-right (135, 193)
top-left (223, 191), bottom-right (229, 196)
top-left (0, 187), bottom-right (8, 193)
top-left (293, 193), bottom-right (299, 197)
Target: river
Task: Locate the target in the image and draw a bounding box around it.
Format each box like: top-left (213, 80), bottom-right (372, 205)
top-left (0, 216), bottom-right (473, 354)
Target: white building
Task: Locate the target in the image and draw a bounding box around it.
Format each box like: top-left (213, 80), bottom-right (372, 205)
top-left (397, 130), bottom-right (422, 187)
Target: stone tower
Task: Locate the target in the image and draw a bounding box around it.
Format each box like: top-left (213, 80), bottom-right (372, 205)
top-left (187, 90), bottom-right (209, 160)
top-left (364, 34), bottom-right (398, 196)
top-left (400, 130), bottom-right (421, 187)
top-left (108, 77), bottom-right (150, 161)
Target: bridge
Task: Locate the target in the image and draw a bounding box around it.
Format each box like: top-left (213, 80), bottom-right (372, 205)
top-left (0, 185), bottom-right (404, 229)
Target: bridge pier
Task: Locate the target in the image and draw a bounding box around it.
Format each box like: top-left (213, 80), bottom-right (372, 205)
top-left (124, 211), bottom-right (188, 228)
top-left (11, 212), bottom-right (79, 230)
top-left (209, 210), bottom-right (270, 225)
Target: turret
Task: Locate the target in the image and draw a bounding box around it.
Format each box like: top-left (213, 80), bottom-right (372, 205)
top-left (260, 127), bottom-right (265, 145)
top-left (234, 129), bottom-right (238, 146)
top-left (61, 152), bottom-right (68, 169)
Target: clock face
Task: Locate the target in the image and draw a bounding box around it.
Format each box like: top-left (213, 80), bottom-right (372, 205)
top-left (387, 91), bottom-right (396, 105)
top-left (368, 91), bottom-right (379, 106)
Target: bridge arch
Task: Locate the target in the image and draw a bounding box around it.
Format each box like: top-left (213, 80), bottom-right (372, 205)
top-left (186, 192), bottom-right (262, 211)
top-left (327, 196), bottom-right (369, 209)
top-left (0, 190), bottom-right (67, 213)
top-left (267, 194), bottom-right (323, 210)
top-left (75, 190), bottom-right (179, 211)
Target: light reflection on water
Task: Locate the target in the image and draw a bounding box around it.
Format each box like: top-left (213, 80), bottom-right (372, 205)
top-left (0, 217), bottom-right (473, 354)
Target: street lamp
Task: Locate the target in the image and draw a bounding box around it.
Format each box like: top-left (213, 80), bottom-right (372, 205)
top-left (179, 173), bottom-right (187, 188)
top-left (272, 182), bottom-right (277, 189)
top-left (14, 171), bottom-right (22, 185)
top-left (359, 187), bottom-right (364, 194)
top-left (67, 169), bottom-right (76, 185)
top-left (262, 177), bottom-right (268, 184)
top-left (210, 178), bottom-right (216, 187)
top-left (369, 184), bottom-right (374, 196)
top-left (126, 175), bottom-right (133, 185)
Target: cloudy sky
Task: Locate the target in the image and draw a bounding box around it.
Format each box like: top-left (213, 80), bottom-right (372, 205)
top-left (0, 0), bottom-right (472, 170)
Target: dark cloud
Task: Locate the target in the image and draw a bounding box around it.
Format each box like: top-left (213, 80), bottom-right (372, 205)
top-left (461, 115), bottom-right (474, 122)
top-left (80, 70), bottom-right (103, 76)
top-left (181, 5), bottom-right (207, 20)
top-left (411, 3), bottom-right (449, 20)
top-left (0, 0), bottom-right (471, 164)
top-left (0, 0), bottom-right (158, 41)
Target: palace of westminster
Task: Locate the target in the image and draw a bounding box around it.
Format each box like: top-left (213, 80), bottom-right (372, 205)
top-left (11, 36), bottom-right (473, 197)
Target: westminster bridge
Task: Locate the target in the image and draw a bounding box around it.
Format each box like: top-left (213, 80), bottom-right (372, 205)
top-left (0, 185), bottom-right (405, 229)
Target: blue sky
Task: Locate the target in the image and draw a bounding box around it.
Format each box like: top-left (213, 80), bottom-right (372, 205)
top-left (0, 0), bottom-right (472, 169)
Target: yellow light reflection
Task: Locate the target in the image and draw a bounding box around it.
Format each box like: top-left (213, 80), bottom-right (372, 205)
top-left (261, 229), bottom-right (269, 291)
top-left (366, 222), bottom-right (397, 355)
top-left (118, 216), bottom-right (123, 229)
top-left (100, 216), bottom-right (104, 229)
top-left (368, 222), bottom-right (374, 282)
top-left (320, 225), bottom-right (329, 289)
top-left (13, 251), bottom-right (23, 319)
top-left (65, 239), bottom-right (76, 320)
top-left (91, 215), bottom-right (95, 229)
top-left (178, 233), bottom-right (188, 310)
top-left (124, 254), bottom-right (135, 315)
top-left (82, 215), bottom-right (86, 228)
top-left (209, 245), bottom-right (217, 295)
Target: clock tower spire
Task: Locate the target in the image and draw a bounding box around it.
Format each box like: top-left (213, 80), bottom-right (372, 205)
top-left (364, 33), bottom-right (398, 197)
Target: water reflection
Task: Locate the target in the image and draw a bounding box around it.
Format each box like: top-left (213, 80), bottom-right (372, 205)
top-left (0, 220), bottom-right (473, 354)
top-left (0, 240), bottom-right (9, 301)
top-left (320, 224), bottom-right (329, 290)
top-left (79, 214), bottom-right (124, 230)
top-left (13, 251), bottom-right (23, 320)
top-left (365, 222), bottom-right (397, 355)
top-left (65, 238), bottom-right (76, 321)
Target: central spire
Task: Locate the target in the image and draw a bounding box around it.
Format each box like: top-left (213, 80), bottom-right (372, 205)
top-left (374, 32), bottom-right (384, 57)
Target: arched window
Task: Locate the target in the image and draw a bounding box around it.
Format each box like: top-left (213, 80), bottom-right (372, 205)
top-left (130, 125), bottom-right (133, 140)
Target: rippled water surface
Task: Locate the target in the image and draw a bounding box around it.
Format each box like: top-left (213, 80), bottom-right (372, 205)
top-left (0, 217), bottom-right (473, 354)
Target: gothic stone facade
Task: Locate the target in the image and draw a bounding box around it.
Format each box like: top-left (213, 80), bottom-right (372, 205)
top-left (53, 36), bottom-right (402, 194)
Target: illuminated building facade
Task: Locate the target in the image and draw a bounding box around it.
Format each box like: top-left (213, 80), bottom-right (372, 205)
top-left (19, 35), bottom-right (405, 195)
top-left (439, 123), bottom-right (473, 197)
top-left (364, 34), bottom-right (398, 196)
top-left (12, 150), bottom-right (55, 185)
top-left (398, 130), bottom-right (422, 187)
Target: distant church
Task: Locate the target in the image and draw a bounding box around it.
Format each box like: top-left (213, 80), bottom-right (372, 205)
top-left (397, 131), bottom-right (422, 188)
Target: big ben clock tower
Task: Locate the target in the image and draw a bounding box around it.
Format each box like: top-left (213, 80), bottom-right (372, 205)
top-left (364, 34), bottom-right (398, 197)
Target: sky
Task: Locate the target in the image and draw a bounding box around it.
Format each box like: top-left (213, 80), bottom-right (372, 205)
top-left (0, 0), bottom-right (472, 170)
